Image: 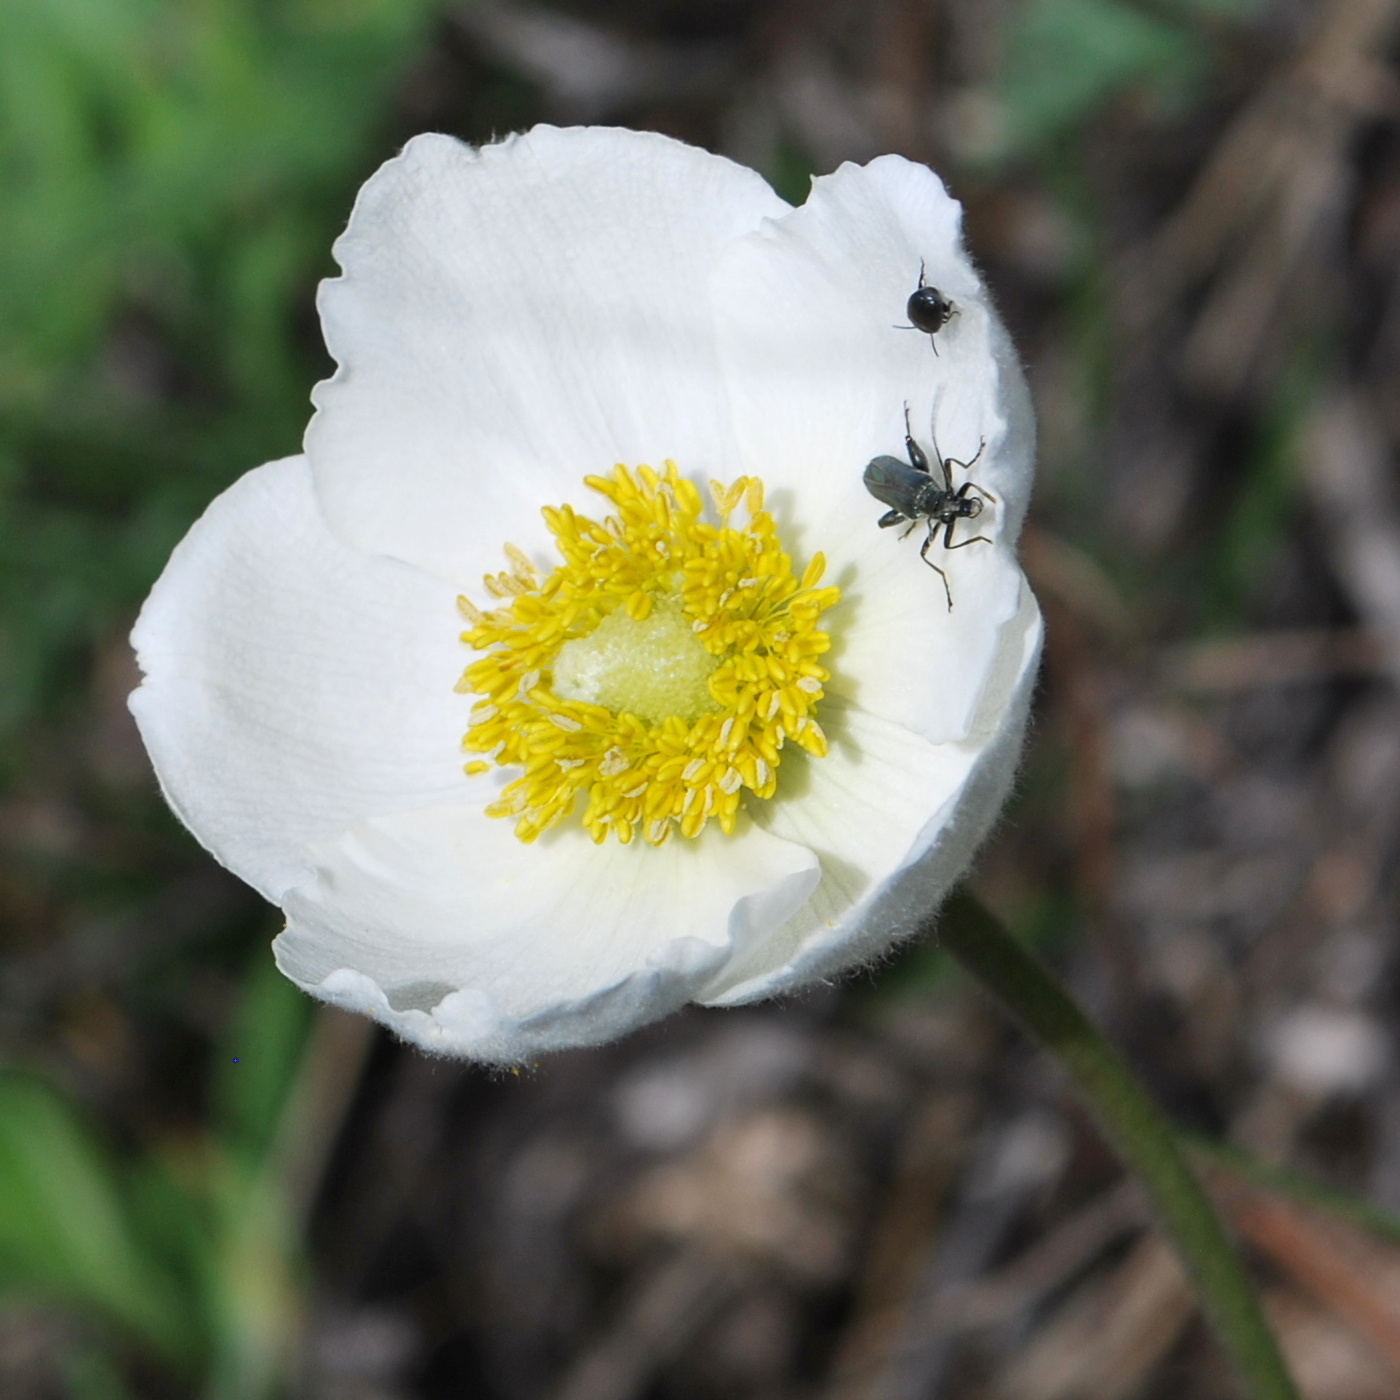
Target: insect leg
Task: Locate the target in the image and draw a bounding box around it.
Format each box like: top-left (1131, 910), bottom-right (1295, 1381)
top-left (945, 437), bottom-right (987, 476)
top-left (902, 403), bottom-right (930, 474)
top-left (919, 526), bottom-right (954, 610)
top-left (943, 519), bottom-right (993, 551)
top-left (877, 508), bottom-right (906, 529)
top-left (929, 424), bottom-right (955, 492)
top-left (892, 327), bottom-right (941, 352)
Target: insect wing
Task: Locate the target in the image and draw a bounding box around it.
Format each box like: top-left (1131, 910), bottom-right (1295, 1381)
top-left (863, 455), bottom-right (928, 515)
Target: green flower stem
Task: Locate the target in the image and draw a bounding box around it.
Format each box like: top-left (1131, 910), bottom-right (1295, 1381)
top-left (937, 888), bottom-right (1300, 1400)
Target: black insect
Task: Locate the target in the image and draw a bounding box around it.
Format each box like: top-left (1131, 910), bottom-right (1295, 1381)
top-left (898, 261), bottom-right (957, 353)
top-left (863, 405), bottom-right (995, 609)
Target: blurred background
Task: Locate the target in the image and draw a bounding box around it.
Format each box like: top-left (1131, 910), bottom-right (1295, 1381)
top-left (4, 0), bottom-right (1400, 1396)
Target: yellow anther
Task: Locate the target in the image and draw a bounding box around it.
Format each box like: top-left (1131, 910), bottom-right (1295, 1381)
top-left (504, 543), bottom-right (537, 583)
top-left (457, 464), bottom-right (839, 846)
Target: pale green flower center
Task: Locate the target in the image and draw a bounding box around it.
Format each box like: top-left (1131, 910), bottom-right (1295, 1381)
top-left (552, 598), bottom-right (720, 727)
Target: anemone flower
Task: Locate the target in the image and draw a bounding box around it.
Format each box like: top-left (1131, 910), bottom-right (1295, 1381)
top-left (130, 125), bottom-right (1040, 1063)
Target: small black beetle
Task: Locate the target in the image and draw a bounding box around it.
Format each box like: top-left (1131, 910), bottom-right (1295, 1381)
top-left (899, 261), bottom-right (957, 353)
top-left (863, 405), bottom-right (995, 609)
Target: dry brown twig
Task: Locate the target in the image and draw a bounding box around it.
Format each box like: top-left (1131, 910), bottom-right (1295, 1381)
top-left (1300, 391), bottom-right (1400, 687)
top-left (990, 1231), bottom-right (1196, 1400)
top-left (550, 1253), bottom-right (743, 1400)
top-left (849, 1110), bottom-right (1070, 1400)
top-left (1123, 0), bottom-right (1400, 399)
top-left (452, 1), bottom-right (738, 121)
top-left (1160, 628), bottom-right (1384, 693)
top-left (1213, 1173), bottom-right (1400, 1383)
top-left (820, 1093), bottom-right (980, 1400)
top-left (1264, 1288), bottom-right (1400, 1400)
top-left (824, 1176), bottom-right (1150, 1400)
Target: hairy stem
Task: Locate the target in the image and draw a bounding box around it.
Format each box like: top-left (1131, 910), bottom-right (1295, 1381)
top-left (937, 889), bottom-right (1299, 1400)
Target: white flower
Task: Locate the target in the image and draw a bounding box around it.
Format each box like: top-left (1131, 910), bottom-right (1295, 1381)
top-left (129, 125), bottom-right (1041, 1064)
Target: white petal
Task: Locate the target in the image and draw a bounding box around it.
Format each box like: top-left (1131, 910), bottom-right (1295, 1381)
top-left (129, 457), bottom-right (467, 903)
top-left (706, 581), bottom-right (1042, 1005)
top-left (819, 520), bottom-right (1026, 745)
top-left (273, 807), bottom-right (820, 1063)
top-left (308, 126), bottom-right (790, 585)
top-left (713, 155), bottom-right (1036, 744)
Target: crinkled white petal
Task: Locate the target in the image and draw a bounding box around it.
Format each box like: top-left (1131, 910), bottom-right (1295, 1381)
top-left (130, 129), bottom-right (1044, 1064)
top-left (713, 156), bottom-right (1035, 746)
top-left (710, 580), bottom-right (1043, 1005)
top-left (273, 808), bottom-right (820, 1063)
top-left (268, 579), bottom-right (1038, 1063)
top-left (129, 457), bottom-right (466, 903)
top-left (308, 126), bottom-right (790, 585)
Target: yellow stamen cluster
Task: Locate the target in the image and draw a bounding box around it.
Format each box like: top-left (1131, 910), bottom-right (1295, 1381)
top-left (457, 464), bottom-right (840, 846)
